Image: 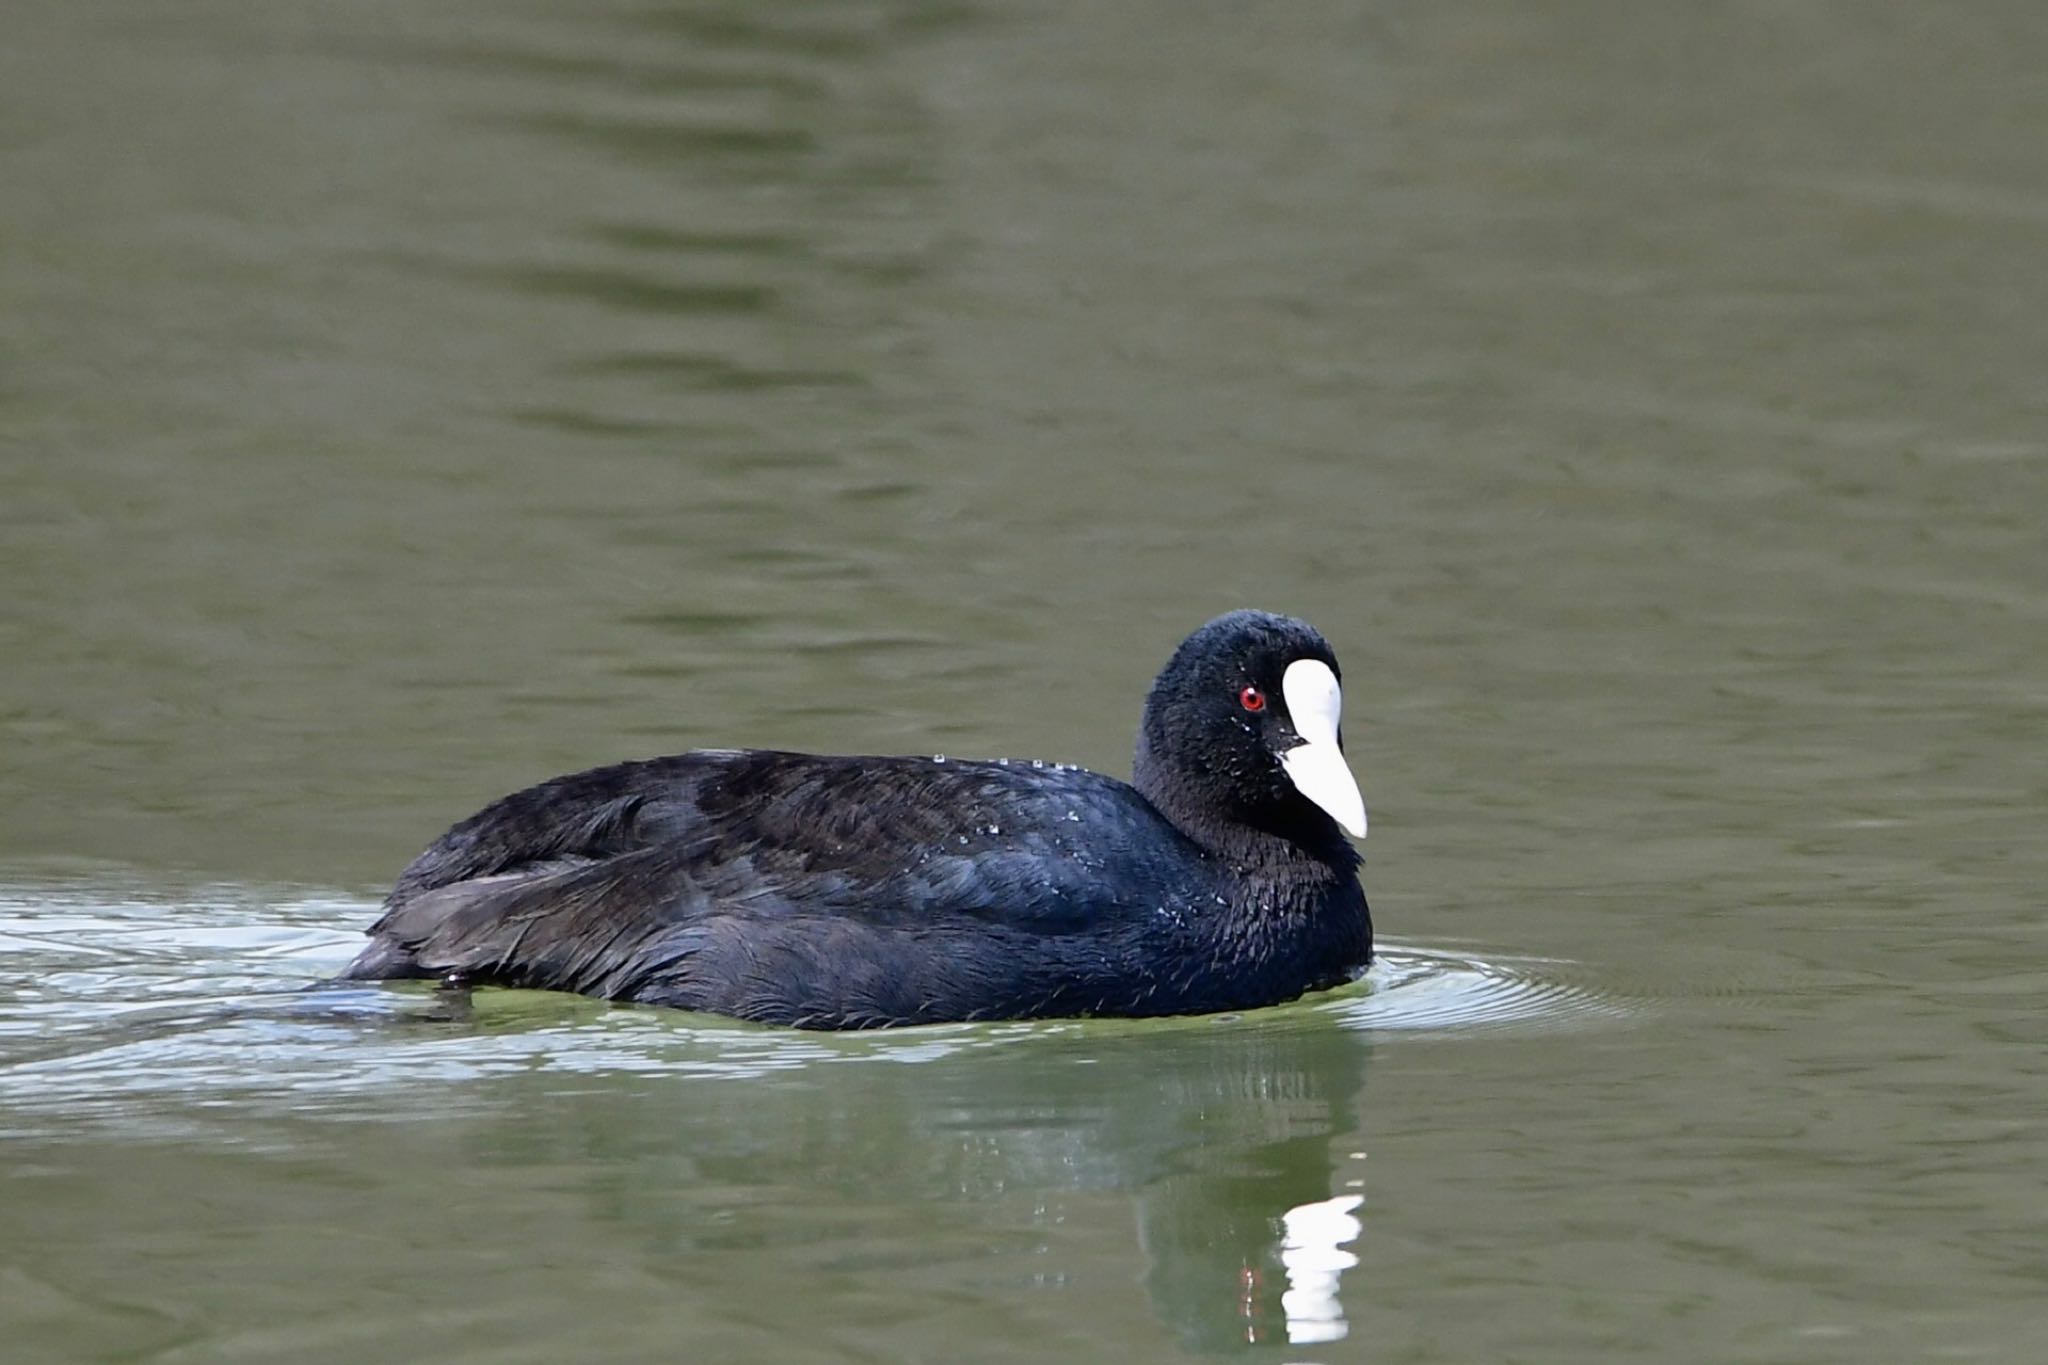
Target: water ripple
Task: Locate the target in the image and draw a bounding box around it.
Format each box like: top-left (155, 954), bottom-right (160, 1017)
top-left (0, 883), bottom-right (1626, 1139)
top-left (1327, 941), bottom-right (1632, 1035)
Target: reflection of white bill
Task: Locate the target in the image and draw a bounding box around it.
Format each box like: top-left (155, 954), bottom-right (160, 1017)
top-left (1279, 1193), bottom-right (1364, 1344)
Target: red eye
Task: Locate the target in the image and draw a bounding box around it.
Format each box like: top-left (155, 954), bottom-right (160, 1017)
top-left (1239, 685), bottom-right (1266, 713)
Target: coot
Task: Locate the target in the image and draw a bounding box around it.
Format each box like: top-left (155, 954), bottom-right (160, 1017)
top-left (340, 610), bottom-right (1372, 1028)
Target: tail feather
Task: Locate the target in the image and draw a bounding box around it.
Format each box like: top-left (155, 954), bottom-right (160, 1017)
top-left (337, 852), bottom-right (704, 998)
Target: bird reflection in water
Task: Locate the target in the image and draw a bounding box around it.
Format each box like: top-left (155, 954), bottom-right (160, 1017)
top-left (1276, 1193), bottom-right (1365, 1344)
top-left (1065, 1014), bottom-right (1372, 1351)
top-left (435, 1003), bottom-right (1375, 1352)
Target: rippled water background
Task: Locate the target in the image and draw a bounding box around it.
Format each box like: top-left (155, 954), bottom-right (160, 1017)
top-left (4, 2), bottom-right (2045, 1361)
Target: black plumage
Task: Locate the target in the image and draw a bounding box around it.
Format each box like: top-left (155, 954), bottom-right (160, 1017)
top-left (339, 610), bottom-right (1372, 1028)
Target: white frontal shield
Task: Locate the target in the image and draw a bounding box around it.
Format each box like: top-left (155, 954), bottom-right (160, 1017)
top-left (1277, 659), bottom-right (1367, 838)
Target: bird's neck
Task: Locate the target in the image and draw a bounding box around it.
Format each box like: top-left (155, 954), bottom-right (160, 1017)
top-left (1133, 740), bottom-right (1359, 879)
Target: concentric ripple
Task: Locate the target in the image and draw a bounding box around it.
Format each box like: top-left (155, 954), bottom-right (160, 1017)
top-left (1326, 941), bottom-right (1631, 1034)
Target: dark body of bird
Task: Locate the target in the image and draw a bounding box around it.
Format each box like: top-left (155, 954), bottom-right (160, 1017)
top-left (340, 611), bottom-right (1373, 1029)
